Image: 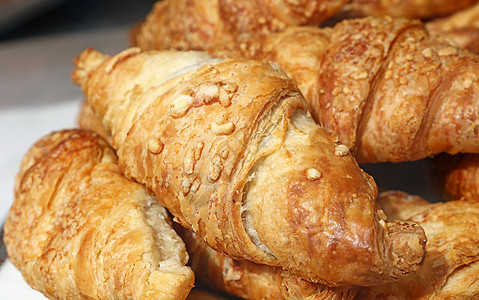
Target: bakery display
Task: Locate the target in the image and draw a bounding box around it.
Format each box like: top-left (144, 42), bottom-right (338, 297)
top-left (4, 0), bottom-right (479, 298)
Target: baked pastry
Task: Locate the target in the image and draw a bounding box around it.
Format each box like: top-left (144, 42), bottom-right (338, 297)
top-left (338, 0), bottom-right (479, 19)
top-left (426, 2), bottom-right (479, 54)
top-left (180, 228), bottom-right (358, 299)
top-left (432, 153), bottom-right (479, 201)
top-left (357, 191), bottom-right (479, 299)
top-left (3, 129), bottom-right (195, 299)
top-left (72, 47), bottom-right (426, 286)
top-left (77, 99), bottom-right (112, 144)
top-left (217, 17), bottom-right (479, 163)
top-left (133, 0), bottom-right (349, 52)
top-left (133, 16), bottom-right (479, 163)
top-left (77, 99), bottom-right (357, 299)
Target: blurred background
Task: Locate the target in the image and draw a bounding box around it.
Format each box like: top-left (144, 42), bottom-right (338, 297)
top-left (0, 0), bottom-right (160, 226)
top-left (0, 0), bottom-right (156, 42)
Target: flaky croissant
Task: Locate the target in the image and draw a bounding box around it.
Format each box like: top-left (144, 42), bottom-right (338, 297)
top-left (426, 2), bottom-right (479, 54)
top-left (71, 47), bottom-right (426, 286)
top-left (337, 0), bottom-right (479, 20)
top-left (3, 129), bottom-right (195, 299)
top-left (133, 0), bottom-right (349, 52)
top-left (357, 191), bottom-right (479, 299)
top-left (432, 153), bottom-right (479, 201)
top-left (179, 228), bottom-right (358, 300)
top-left (133, 16), bottom-right (479, 163)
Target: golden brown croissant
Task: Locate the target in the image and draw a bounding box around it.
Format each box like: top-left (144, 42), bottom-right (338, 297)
top-left (136, 15), bottom-right (479, 163)
top-left (71, 47), bottom-right (427, 286)
top-left (77, 100), bottom-right (359, 299)
top-left (3, 129), bottom-right (195, 299)
top-left (357, 191), bottom-right (479, 299)
top-left (133, 0), bottom-right (348, 52)
top-left (432, 153), bottom-right (479, 201)
top-left (426, 2), bottom-right (479, 54)
top-left (180, 228), bottom-right (358, 299)
top-left (337, 0), bottom-right (479, 19)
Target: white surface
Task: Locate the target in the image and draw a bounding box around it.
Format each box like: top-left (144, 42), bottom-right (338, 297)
top-left (0, 260), bottom-right (45, 299)
top-left (0, 99), bottom-right (81, 221)
top-left (0, 26), bottom-right (129, 299)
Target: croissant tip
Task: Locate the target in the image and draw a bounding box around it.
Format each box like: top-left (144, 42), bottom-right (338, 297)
top-left (71, 48), bottom-right (110, 86)
top-left (388, 220), bottom-right (427, 276)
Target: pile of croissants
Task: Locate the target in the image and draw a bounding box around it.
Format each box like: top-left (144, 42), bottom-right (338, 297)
top-left (4, 0), bottom-right (479, 299)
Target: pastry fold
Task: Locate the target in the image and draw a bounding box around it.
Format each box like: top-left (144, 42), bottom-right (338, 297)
top-left (72, 48), bottom-right (426, 286)
top-left (4, 129), bottom-right (195, 299)
top-left (357, 191), bottom-right (479, 299)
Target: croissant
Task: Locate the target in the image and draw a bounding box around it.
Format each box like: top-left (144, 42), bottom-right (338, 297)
top-left (432, 153), bottom-right (479, 201)
top-left (179, 228), bottom-right (358, 299)
top-left (336, 0), bottom-right (479, 20)
top-left (133, 0), bottom-right (349, 52)
top-left (426, 2), bottom-right (479, 54)
top-left (3, 129), bottom-right (195, 299)
top-left (137, 16), bottom-right (479, 163)
top-left (77, 100), bottom-right (358, 299)
top-left (71, 47), bottom-right (427, 286)
top-left (357, 191), bottom-right (479, 299)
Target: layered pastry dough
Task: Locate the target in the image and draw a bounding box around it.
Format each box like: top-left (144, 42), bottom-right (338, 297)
top-left (3, 129), bottom-right (195, 299)
top-left (72, 48), bottom-right (426, 286)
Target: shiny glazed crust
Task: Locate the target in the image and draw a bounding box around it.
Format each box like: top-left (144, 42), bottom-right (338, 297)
top-left (3, 129), bottom-right (195, 299)
top-left (357, 191), bottom-right (479, 299)
top-left (71, 48), bottom-right (426, 286)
